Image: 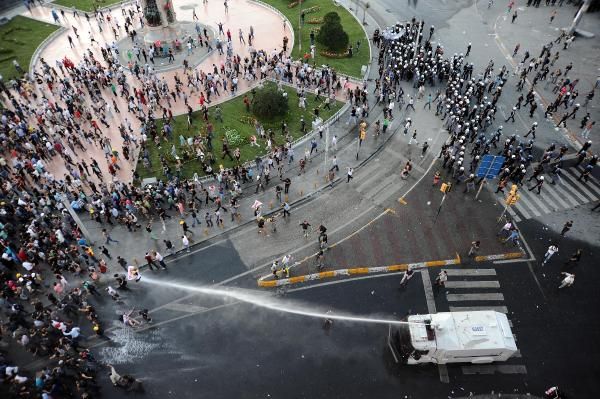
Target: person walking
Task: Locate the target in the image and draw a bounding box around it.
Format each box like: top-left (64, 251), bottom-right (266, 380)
top-left (560, 220), bottom-right (573, 236)
top-left (282, 202), bottom-right (291, 218)
top-left (144, 251), bottom-right (159, 271)
top-left (542, 245), bottom-right (558, 266)
top-left (528, 175), bottom-right (545, 194)
top-left (558, 272), bottom-right (575, 289)
top-left (182, 235), bottom-right (190, 252)
top-left (299, 220), bottom-right (311, 238)
top-left (400, 266), bottom-right (415, 287)
top-left (346, 167), bottom-right (354, 183)
top-left (434, 270), bottom-right (448, 287)
top-left (102, 228), bottom-right (119, 245)
top-left (468, 240), bottom-right (481, 257)
top-left (153, 251), bottom-right (168, 270)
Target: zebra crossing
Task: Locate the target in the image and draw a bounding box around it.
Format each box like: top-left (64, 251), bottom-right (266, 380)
top-left (441, 268), bottom-right (526, 376)
top-left (496, 166), bottom-right (600, 222)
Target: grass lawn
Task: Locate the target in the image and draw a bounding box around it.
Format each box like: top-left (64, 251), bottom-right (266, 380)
top-left (262, 0), bottom-right (369, 78)
top-left (0, 16), bottom-right (59, 80)
top-left (52, 0), bottom-right (123, 12)
top-left (136, 82), bottom-right (342, 180)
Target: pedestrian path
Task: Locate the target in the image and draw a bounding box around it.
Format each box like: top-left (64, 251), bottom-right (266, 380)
top-left (440, 268), bottom-right (527, 376)
top-left (495, 166), bottom-right (600, 222)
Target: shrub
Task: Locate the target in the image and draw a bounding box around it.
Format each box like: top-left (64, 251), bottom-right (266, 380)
top-left (251, 86), bottom-right (289, 118)
top-left (317, 12), bottom-right (348, 52)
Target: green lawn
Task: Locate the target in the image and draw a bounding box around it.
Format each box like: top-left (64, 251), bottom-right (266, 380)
top-left (263, 0), bottom-right (369, 78)
top-left (0, 16), bottom-right (59, 80)
top-left (136, 82), bottom-right (342, 180)
top-left (52, 0), bottom-right (123, 12)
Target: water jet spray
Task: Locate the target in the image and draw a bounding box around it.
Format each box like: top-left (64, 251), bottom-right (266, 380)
top-left (142, 277), bottom-right (420, 326)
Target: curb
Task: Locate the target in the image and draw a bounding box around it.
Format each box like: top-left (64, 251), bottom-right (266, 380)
top-left (257, 254), bottom-right (461, 287)
top-left (474, 252), bottom-right (525, 262)
top-left (28, 22), bottom-right (65, 76)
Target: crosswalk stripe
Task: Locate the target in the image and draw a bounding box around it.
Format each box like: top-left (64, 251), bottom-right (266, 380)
top-left (449, 305), bottom-right (508, 313)
top-left (444, 269), bottom-right (497, 276)
top-left (542, 182), bottom-right (572, 209)
top-left (563, 170), bottom-right (599, 201)
top-left (512, 200), bottom-right (532, 219)
top-left (445, 281), bottom-right (501, 289)
top-left (550, 181), bottom-right (581, 207)
top-left (576, 167), bottom-right (600, 196)
top-left (522, 187), bottom-right (553, 214)
top-left (559, 172), bottom-right (589, 202)
top-left (447, 293), bottom-right (505, 301)
top-left (461, 365), bottom-right (527, 375)
top-left (506, 207), bottom-right (522, 222)
top-left (517, 189), bottom-right (542, 216)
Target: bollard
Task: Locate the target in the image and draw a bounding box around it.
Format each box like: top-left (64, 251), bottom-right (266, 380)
top-left (269, 201), bottom-right (273, 209)
top-left (285, 195), bottom-right (289, 202)
top-left (314, 183), bottom-right (317, 188)
top-left (316, 169), bottom-right (319, 175)
top-left (204, 229), bottom-right (209, 236)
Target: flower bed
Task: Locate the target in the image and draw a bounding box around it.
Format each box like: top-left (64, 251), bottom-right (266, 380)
top-left (306, 17), bottom-right (323, 24)
top-left (288, 1), bottom-right (299, 8)
top-left (301, 5), bottom-right (321, 13)
top-left (320, 49), bottom-right (349, 58)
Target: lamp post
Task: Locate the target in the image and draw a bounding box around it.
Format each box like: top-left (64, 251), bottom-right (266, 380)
top-left (362, 2), bottom-right (370, 25)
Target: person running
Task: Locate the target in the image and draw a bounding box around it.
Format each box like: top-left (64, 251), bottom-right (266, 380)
top-left (542, 245), bottom-right (558, 266)
top-left (400, 266), bottom-right (415, 287)
top-left (558, 272), bottom-right (575, 289)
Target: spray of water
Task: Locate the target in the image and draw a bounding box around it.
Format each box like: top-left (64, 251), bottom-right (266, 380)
top-left (142, 277), bottom-right (418, 326)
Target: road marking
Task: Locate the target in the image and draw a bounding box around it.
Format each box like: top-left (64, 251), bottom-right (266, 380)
top-left (576, 167), bottom-right (600, 196)
top-left (523, 187), bottom-right (552, 214)
top-left (446, 293), bottom-right (505, 301)
top-left (563, 169), bottom-right (598, 201)
top-left (513, 200), bottom-right (533, 219)
top-left (397, 197), bottom-right (407, 205)
top-left (461, 365), bottom-right (527, 375)
top-left (542, 182), bottom-right (571, 209)
top-left (558, 172), bottom-right (589, 202)
top-left (445, 281), bottom-right (501, 289)
top-left (444, 269), bottom-right (497, 276)
top-left (517, 190), bottom-right (543, 217)
top-left (421, 266), bottom-right (450, 384)
top-left (550, 180), bottom-right (581, 207)
top-left (449, 305), bottom-right (509, 313)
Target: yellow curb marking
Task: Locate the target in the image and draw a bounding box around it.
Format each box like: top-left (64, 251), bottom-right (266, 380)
top-left (474, 252), bottom-right (525, 262)
top-left (258, 253), bottom-right (461, 288)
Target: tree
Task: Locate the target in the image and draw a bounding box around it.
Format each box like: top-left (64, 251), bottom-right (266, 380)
top-left (317, 12), bottom-right (349, 52)
top-left (251, 85), bottom-right (289, 118)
